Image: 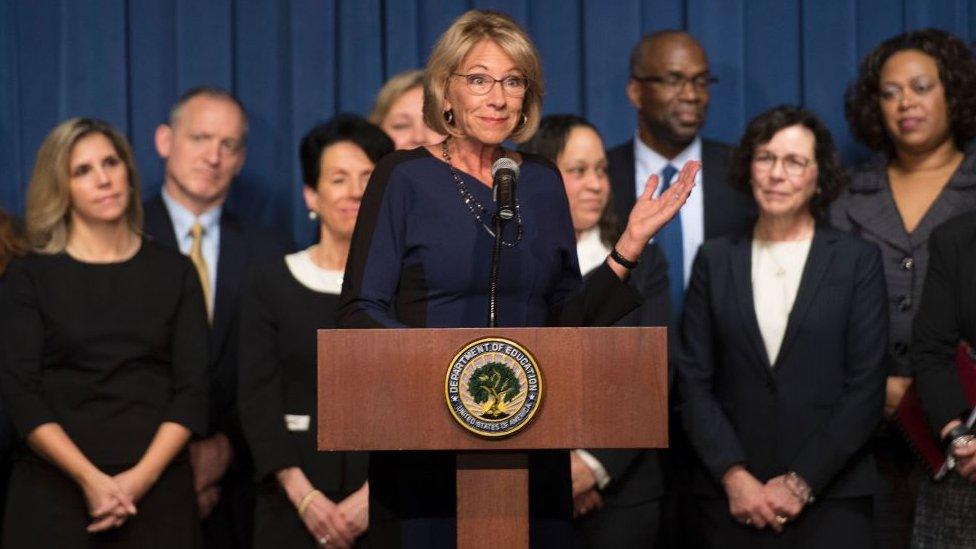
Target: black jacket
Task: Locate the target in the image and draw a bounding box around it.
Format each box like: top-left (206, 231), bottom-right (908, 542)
top-left (912, 211), bottom-right (976, 435)
top-left (143, 195), bottom-right (291, 453)
top-left (677, 225), bottom-right (887, 498)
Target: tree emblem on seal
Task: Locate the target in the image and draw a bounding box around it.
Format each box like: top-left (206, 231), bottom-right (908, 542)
top-left (468, 362), bottom-right (521, 419)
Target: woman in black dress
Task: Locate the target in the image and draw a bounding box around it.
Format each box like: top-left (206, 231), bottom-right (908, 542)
top-left (0, 118), bottom-right (209, 547)
top-left (338, 10), bottom-right (697, 548)
top-left (0, 208), bottom-right (27, 526)
top-left (239, 114), bottom-right (393, 549)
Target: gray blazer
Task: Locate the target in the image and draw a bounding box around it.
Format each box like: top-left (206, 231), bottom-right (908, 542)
top-left (829, 144), bottom-right (976, 376)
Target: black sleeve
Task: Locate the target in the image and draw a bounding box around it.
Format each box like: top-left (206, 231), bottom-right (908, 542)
top-left (789, 243), bottom-right (888, 494)
top-left (165, 260), bottom-right (210, 435)
top-left (912, 225), bottom-right (969, 435)
top-left (677, 247), bottom-right (748, 483)
top-left (0, 261), bottom-right (58, 437)
top-left (238, 263), bottom-right (301, 480)
top-left (338, 154), bottom-right (410, 329)
top-left (550, 262), bottom-right (642, 327)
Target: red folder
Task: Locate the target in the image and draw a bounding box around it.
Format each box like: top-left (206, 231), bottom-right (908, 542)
top-left (896, 342), bottom-right (976, 477)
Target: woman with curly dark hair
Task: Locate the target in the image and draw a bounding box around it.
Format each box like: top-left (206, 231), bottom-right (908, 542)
top-left (830, 28), bottom-right (976, 549)
top-left (678, 105), bottom-right (887, 548)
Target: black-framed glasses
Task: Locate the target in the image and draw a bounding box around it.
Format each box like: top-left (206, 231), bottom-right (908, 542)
top-left (631, 73), bottom-right (718, 92)
top-left (752, 151), bottom-right (815, 178)
top-left (452, 73), bottom-right (528, 97)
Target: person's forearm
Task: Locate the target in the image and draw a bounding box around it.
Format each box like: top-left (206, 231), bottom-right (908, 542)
top-left (132, 422), bottom-right (191, 484)
top-left (277, 466), bottom-right (315, 507)
top-left (27, 423), bottom-right (102, 485)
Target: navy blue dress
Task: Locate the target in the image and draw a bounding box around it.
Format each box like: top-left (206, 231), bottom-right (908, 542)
top-left (338, 148), bottom-right (641, 548)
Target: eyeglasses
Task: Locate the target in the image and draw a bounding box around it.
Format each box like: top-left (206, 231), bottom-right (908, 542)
top-left (631, 73), bottom-right (718, 92)
top-left (752, 151), bottom-right (815, 178)
top-left (452, 73), bottom-right (528, 97)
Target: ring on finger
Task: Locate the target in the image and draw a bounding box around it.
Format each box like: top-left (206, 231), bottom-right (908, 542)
top-left (744, 517), bottom-right (752, 526)
top-left (775, 515), bottom-right (787, 525)
top-left (318, 534), bottom-right (330, 546)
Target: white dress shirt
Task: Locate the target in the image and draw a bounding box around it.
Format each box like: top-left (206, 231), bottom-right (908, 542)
top-left (633, 134), bottom-right (704, 290)
top-left (161, 189), bottom-right (221, 313)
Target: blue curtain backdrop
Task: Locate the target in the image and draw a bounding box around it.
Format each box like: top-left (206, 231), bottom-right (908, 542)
top-left (2, 0), bottom-right (975, 245)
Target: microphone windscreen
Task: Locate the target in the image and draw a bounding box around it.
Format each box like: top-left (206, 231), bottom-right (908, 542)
top-left (491, 157), bottom-right (519, 179)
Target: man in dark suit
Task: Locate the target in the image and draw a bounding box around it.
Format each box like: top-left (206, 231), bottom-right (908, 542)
top-left (590, 31), bottom-right (754, 548)
top-left (143, 87), bottom-right (291, 548)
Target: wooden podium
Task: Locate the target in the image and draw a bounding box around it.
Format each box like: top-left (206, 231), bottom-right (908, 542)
top-left (317, 326), bottom-right (668, 548)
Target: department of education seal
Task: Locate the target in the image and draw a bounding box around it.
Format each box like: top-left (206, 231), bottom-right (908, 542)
top-left (445, 337), bottom-right (543, 437)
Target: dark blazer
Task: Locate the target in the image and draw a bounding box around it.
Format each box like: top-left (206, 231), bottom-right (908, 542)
top-left (677, 225), bottom-right (888, 498)
top-left (829, 146), bottom-right (976, 376)
top-left (912, 211), bottom-right (976, 435)
top-left (143, 195), bottom-right (291, 451)
top-left (606, 138), bottom-right (756, 241)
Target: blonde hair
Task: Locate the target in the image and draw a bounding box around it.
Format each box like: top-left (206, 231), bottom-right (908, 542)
top-left (369, 69), bottom-right (426, 125)
top-left (422, 9), bottom-right (543, 143)
top-left (26, 118), bottom-right (143, 254)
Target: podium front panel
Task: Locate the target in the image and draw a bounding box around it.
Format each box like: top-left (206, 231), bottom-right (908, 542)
top-left (317, 327), bottom-right (667, 451)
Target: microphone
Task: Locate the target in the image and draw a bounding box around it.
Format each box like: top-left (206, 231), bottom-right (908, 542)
top-left (491, 157), bottom-right (519, 221)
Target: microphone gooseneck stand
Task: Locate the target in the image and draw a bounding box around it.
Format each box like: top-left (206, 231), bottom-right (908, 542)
top-left (487, 213), bottom-right (505, 328)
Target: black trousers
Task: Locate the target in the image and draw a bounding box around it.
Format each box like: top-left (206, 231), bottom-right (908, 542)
top-left (698, 496), bottom-right (873, 549)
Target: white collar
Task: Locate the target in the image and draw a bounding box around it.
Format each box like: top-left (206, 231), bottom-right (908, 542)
top-left (575, 227), bottom-right (611, 276)
top-left (285, 248), bottom-right (344, 294)
top-left (634, 133), bottom-right (702, 185)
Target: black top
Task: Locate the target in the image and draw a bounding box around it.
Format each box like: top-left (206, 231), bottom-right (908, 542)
top-left (0, 241), bottom-right (208, 467)
top-left (912, 211), bottom-right (976, 434)
top-left (829, 145), bottom-right (976, 376)
top-left (677, 225), bottom-right (887, 498)
top-left (239, 258), bottom-right (367, 493)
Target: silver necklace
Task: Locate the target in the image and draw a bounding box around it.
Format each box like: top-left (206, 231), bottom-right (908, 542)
top-left (440, 140), bottom-right (523, 247)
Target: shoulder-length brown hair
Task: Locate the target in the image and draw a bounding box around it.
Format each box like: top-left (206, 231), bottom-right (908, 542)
top-left (26, 118), bottom-right (143, 254)
top-left (0, 208), bottom-right (28, 275)
top-left (422, 9), bottom-right (544, 143)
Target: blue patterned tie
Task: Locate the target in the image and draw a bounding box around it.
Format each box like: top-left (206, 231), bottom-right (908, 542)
top-left (656, 164), bottom-right (684, 325)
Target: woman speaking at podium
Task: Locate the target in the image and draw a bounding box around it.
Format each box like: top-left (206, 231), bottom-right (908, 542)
top-left (338, 9), bottom-right (697, 548)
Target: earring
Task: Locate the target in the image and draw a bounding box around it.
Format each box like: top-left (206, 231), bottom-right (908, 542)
top-left (517, 113), bottom-right (527, 129)
top-left (308, 210), bottom-right (318, 220)
top-left (444, 109), bottom-right (454, 125)
top-left (815, 186), bottom-right (822, 195)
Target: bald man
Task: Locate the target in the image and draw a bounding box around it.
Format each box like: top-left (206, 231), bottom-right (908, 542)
top-left (581, 31), bottom-right (754, 549)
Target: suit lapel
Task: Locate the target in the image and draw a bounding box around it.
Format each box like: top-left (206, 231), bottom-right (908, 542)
top-left (211, 212), bottom-right (245, 361)
top-left (142, 196), bottom-right (179, 248)
top-left (729, 234), bottom-right (774, 374)
top-left (773, 227), bottom-right (835, 369)
top-left (609, 140), bottom-right (637, 224)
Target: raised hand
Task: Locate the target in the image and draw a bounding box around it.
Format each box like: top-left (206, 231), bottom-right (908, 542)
top-left (613, 160), bottom-right (699, 265)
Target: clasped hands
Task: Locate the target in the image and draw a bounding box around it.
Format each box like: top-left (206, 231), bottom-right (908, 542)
top-left (81, 465), bottom-right (154, 533)
top-left (722, 466), bottom-right (807, 533)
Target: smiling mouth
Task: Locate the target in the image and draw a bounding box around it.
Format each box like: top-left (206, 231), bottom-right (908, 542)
top-left (898, 118), bottom-right (923, 131)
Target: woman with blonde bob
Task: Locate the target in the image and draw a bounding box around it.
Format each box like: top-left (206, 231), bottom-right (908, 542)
top-left (338, 9), bottom-right (698, 548)
top-left (0, 118), bottom-right (209, 547)
top-left (369, 69), bottom-right (444, 150)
